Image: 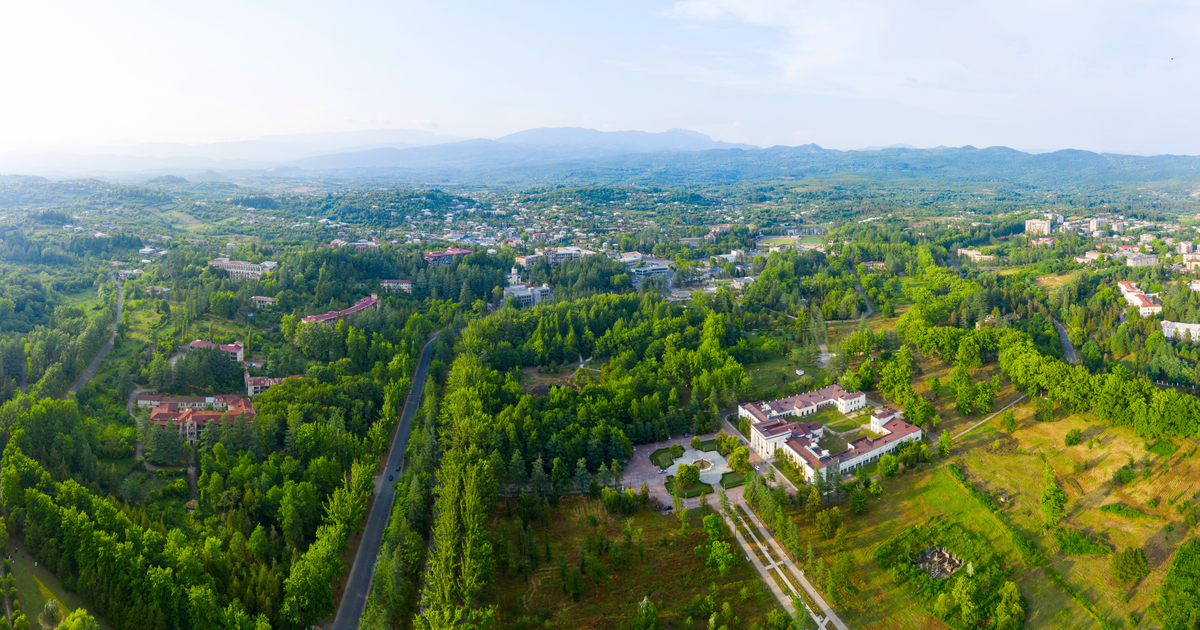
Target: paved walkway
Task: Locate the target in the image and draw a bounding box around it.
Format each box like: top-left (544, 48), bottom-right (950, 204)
top-left (737, 502), bottom-right (848, 630)
top-left (720, 505), bottom-right (801, 618)
top-left (954, 394), bottom-right (1028, 440)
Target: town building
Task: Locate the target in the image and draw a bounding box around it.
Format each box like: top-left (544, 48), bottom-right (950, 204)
top-left (1025, 219), bottom-right (1052, 236)
top-left (380, 279), bottom-right (414, 293)
top-left (1184, 253), bottom-right (1200, 271)
top-left (738, 385), bottom-right (868, 426)
top-left (251, 296), bottom-right (276, 309)
top-left (1126, 253), bottom-right (1159, 268)
top-left (1162, 321), bottom-right (1200, 342)
top-left (503, 284), bottom-right (554, 307)
top-left (1180, 242), bottom-right (1195, 255)
top-left (1117, 281), bottom-right (1163, 317)
top-left (145, 286), bottom-right (170, 297)
top-left (244, 372), bottom-right (304, 397)
top-left (301, 293), bottom-right (381, 325)
top-left (330, 239), bottom-right (379, 249)
top-left (1089, 218), bottom-right (1108, 232)
top-left (741, 399), bottom-right (922, 482)
top-left (207, 258), bottom-right (278, 280)
top-left (1032, 237), bottom-right (1056, 248)
top-left (189, 339), bottom-right (245, 363)
top-left (423, 247), bottom-right (474, 266)
top-left (956, 248), bottom-right (995, 262)
top-left (538, 246), bottom-right (596, 266)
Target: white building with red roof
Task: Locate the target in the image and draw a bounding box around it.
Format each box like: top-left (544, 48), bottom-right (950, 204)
top-left (1117, 281), bottom-right (1163, 317)
top-left (740, 391), bottom-right (922, 482)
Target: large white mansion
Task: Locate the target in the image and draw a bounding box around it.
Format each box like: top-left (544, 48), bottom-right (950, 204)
top-left (738, 386), bottom-right (923, 482)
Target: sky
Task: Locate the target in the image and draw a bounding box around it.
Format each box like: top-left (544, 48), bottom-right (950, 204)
top-left (2, 0), bottom-right (1199, 155)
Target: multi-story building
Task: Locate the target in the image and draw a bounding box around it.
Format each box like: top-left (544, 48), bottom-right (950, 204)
top-left (1089, 218), bottom-right (1108, 232)
top-left (1180, 242), bottom-right (1195, 255)
top-left (1117, 281), bottom-right (1163, 316)
top-left (1025, 219), bottom-right (1052, 236)
top-left (742, 401), bottom-right (922, 482)
top-left (538, 246), bottom-right (595, 266)
top-left (423, 247), bottom-right (474, 266)
top-left (244, 372), bottom-right (304, 397)
top-left (1032, 237), bottom-right (1056, 248)
top-left (956, 248), bottom-right (995, 262)
top-left (515, 254), bottom-right (544, 269)
top-left (301, 294), bottom-right (381, 325)
top-left (380, 279), bottom-right (414, 293)
top-left (503, 284), bottom-right (554, 307)
top-left (1185, 253), bottom-right (1200, 271)
top-left (188, 339), bottom-right (244, 363)
top-left (251, 296), bottom-right (276, 309)
top-left (1162, 321), bottom-right (1200, 342)
top-left (738, 385), bottom-right (868, 426)
top-left (207, 258), bottom-right (277, 280)
top-left (1126, 253), bottom-right (1159, 268)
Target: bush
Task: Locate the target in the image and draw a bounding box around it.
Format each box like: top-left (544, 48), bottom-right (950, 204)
top-left (1112, 465), bottom-right (1136, 485)
top-left (1054, 528), bottom-right (1110, 555)
top-left (1064, 428), bottom-right (1083, 447)
top-left (1098, 503), bottom-right (1147, 519)
top-left (670, 444), bottom-right (685, 458)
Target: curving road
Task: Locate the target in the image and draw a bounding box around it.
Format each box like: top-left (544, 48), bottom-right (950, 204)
top-left (1052, 318), bottom-right (1077, 363)
top-left (65, 277), bottom-right (124, 397)
top-left (331, 334), bottom-right (439, 629)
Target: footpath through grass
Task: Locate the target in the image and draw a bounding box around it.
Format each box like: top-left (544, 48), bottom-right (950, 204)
top-left (8, 537), bottom-right (111, 630)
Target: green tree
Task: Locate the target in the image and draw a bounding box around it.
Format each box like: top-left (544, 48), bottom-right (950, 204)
top-left (706, 540), bottom-right (736, 576)
top-left (675, 463), bottom-right (700, 489)
top-left (727, 446), bottom-right (750, 473)
top-left (551, 457), bottom-right (570, 491)
top-left (937, 431), bottom-right (953, 458)
top-left (850, 487), bottom-right (868, 513)
top-left (1041, 468), bottom-right (1068, 526)
top-left (992, 581), bottom-right (1024, 630)
top-left (806, 486), bottom-right (823, 520)
top-left (1110, 546), bottom-right (1150, 583)
top-left (1000, 409), bottom-right (1018, 433)
top-left (878, 453), bottom-right (899, 478)
top-left (630, 596), bottom-right (663, 630)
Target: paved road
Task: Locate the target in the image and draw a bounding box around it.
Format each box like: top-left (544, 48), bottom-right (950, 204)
top-left (1052, 318), bottom-right (1077, 363)
top-left (65, 277), bottom-right (124, 396)
top-left (331, 334), bottom-right (439, 630)
top-left (854, 283), bottom-right (875, 318)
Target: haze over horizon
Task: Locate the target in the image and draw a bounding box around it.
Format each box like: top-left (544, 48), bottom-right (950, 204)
top-left (3, 0), bottom-right (1199, 157)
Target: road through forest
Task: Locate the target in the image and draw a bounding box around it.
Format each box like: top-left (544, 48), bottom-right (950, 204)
top-left (331, 334), bottom-right (439, 629)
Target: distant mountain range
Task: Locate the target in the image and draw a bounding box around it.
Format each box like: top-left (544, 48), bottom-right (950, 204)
top-left (3, 127), bottom-right (1200, 190)
top-left (0, 127), bottom-right (757, 176)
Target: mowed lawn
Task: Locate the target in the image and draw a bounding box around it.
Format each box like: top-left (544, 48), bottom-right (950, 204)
top-left (956, 404), bottom-right (1200, 625)
top-left (486, 497), bottom-right (785, 628)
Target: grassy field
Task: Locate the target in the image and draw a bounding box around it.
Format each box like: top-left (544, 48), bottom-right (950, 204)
top-left (788, 461), bottom-right (1096, 629)
top-left (952, 404), bottom-right (1200, 626)
top-left (485, 497), bottom-right (784, 628)
top-left (8, 537), bottom-right (111, 630)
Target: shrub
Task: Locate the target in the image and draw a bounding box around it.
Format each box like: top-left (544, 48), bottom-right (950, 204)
top-left (670, 444), bottom-right (685, 458)
top-left (1112, 465), bottom-right (1136, 485)
top-left (1064, 428), bottom-right (1083, 447)
top-left (1054, 528), bottom-right (1110, 556)
top-left (1098, 503), bottom-right (1147, 519)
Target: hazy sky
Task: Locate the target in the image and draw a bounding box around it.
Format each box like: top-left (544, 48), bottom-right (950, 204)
top-left (3, 0), bottom-right (1199, 154)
